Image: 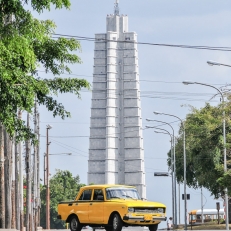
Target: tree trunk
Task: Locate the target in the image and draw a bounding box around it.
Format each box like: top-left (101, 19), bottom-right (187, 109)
top-left (18, 110), bottom-right (24, 231)
top-left (0, 124), bottom-right (5, 228)
top-left (33, 99), bottom-right (38, 231)
top-left (4, 130), bottom-right (12, 229)
top-left (37, 113), bottom-right (41, 227)
top-left (11, 180), bottom-right (15, 228)
top-left (228, 199), bottom-right (231, 224)
top-left (15, 141), bottom-right (20, 229)
top-left (11, 139), bottom-right (16, 229)
top-left (26, 113), bottom-right (32, 231)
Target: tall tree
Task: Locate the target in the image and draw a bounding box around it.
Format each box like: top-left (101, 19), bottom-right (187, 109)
top-left (168, 103), bottom-right (231, 195)
top-left (40, 169), bottom-right (85, 229)
top-left (0, 0), bottom-right (90, 142)
top-left (168, 101), bottom-right (231, 219)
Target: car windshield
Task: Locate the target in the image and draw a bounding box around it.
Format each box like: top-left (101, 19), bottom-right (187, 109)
top-left (106, 187), bottom-right (141, 200)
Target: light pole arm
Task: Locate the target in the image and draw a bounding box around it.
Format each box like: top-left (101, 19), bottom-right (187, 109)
top-left (147, 119), bottom-right (174, 135)
top-left (159, 113), bottom-right (185, 131)
top-left (194, 82), bottom-right (224, 102)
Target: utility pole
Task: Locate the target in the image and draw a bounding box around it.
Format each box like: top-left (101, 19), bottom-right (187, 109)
top-left (26, 113), bottom-right (32, 231)
top-left (46, 125), bottom-right (52, 230)
top-left (0, 123), bottom-right (5, 228)
top-left (18, 111), bottom-right (24, 231)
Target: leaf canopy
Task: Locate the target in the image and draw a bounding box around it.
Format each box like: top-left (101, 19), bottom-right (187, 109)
top-left (0, 0), bottom-right (90, 141)
top-left (168, 102), bottom-right (231, 198)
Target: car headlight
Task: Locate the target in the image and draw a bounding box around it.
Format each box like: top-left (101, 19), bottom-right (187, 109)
top-left (128, 207), bottom-right (135, 213)
top-left (157, 208), bottom-right (164, 213)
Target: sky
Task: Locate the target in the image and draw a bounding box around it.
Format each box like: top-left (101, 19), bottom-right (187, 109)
top-left (30, 0), bottom-right (231, 228)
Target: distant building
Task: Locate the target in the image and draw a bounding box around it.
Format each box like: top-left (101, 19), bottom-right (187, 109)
top-left (88, 1), bottom-right (146, 198)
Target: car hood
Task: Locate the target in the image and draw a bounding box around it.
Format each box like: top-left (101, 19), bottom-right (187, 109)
top-left (108, 199), bottom-right (166, 208)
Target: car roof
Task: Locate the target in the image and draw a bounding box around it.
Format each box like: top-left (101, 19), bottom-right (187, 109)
top-left (80, 184), bottom-right (136, 190)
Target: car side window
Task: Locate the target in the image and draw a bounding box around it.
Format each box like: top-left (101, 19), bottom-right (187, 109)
top-left (93, 189), bottom-right (104, 201)
top-left (78, 189), bottom-right (92, 201)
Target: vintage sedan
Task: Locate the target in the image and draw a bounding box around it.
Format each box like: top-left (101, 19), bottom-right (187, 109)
top-left (57, 184), bottom-right (166, 231)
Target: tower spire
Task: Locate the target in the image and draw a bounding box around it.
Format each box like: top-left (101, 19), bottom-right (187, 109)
top-left (114, 0), bottom-right (119, 15)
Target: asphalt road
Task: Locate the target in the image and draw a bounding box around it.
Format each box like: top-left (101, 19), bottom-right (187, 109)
top-left (56, 228), bottom-right (148, 231)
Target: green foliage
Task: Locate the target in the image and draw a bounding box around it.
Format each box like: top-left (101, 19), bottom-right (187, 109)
top-left (40, 169), bottom-right (85, 229)
top-left (168, 102), bottom-right (231, 198)
top-left (0, 0), bottom-right (90, 142)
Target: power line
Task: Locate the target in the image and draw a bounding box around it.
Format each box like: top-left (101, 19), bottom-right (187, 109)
top-left (40, 121), bottom-right (181, 138)
top-left (52, 33), bottom-right (231, 52)
top-left (37, 70), bottom-right (226, 86)
top-left (50, 139), bottom-right (167, 171)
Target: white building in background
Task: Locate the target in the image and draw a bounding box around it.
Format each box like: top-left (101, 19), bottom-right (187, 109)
top-left (88, 1), bottom-right (146, 198)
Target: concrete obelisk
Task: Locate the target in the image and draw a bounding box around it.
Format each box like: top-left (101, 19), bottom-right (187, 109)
top-left (88, 1), bottom-right (146, 198)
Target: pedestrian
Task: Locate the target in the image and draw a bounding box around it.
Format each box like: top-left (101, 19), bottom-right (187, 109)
top-left (167, 217), bottom-right (173, 230)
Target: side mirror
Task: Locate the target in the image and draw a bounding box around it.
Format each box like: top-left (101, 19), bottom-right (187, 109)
top-left (97, 195), bottom-right (104, 201)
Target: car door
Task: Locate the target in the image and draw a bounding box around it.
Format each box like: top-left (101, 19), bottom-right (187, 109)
top-left (75, 189), bottom-right (92, 223)
top-left (88, 189), bottom-right (104, 223)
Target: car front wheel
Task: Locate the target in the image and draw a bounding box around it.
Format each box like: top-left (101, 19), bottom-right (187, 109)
top-left (110, 213), bottom-right (123, 231)
top-left (69, 215), bottom-right (82, 231)
top-left (149, 224), bottom-right (158, 231)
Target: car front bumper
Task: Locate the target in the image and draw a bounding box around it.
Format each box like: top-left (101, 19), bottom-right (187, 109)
top-left (123, 215), bottom-right (167, 222)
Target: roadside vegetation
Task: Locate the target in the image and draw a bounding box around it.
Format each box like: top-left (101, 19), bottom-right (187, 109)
top-left (167, 98), bottom-right (231, 220)
top-left (40, 169), bottom-right (85, 229)
top-left (0, 0), bottom-right (90, 229)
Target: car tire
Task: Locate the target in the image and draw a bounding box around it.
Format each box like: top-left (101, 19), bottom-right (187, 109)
top-left (111, 213), bottom-right (123, 231)
top-left (149, 224), bottom-right (158, 231)
top-left (69, 215), bottom-right (82, 231)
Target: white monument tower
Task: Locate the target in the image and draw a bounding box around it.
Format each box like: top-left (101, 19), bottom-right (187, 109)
top-left (88, 1), bottom-right (146, 198)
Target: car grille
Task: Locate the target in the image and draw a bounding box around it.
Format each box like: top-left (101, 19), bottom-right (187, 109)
top-left (134, 207), bottom-right (165, 214)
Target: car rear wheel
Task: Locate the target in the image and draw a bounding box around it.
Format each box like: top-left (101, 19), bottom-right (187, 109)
top-left (69, 215), bottom-right (82, 231)
top-left (149, 224), bottom-right (158, 231)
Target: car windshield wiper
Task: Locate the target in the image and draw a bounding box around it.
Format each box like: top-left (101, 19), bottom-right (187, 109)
top-left (110, 196), bottom-right (121, 199)
top-left (123, 195), bottom-right (135, 199)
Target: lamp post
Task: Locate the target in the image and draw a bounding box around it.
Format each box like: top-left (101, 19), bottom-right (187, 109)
top-left (183, 80), bottom-right (229, 230)
top-left (207, 60), bottom-right (231, 68)
top-left (46, 124), bottom-right (52, 230)
top-left (153, 111), bottom-right (187, 230)
top-left (146, 126), bottom-right (175, 225)
top-left (146, 119), bottom-right (177, 226)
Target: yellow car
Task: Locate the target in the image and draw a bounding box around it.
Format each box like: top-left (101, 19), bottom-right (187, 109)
top-left (57, 184), bottom-right (166, 231)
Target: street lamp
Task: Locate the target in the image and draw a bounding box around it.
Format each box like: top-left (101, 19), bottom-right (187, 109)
top-left (153, 111), bottom-right (187, 230)
top-left (146, 126), bottom-right (175, 225)
top-left (207, 60), bottom-right (231, 68)
top-left (183, 81), bottom-right (229, 230)
top-left (46, 124), bottom-right (52, 230)
top-left (146, 119), bottom-right (177, 226)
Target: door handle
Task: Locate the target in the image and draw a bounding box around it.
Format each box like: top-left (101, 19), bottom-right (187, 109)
top-left (90, 203), bottom-right (93, 205)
